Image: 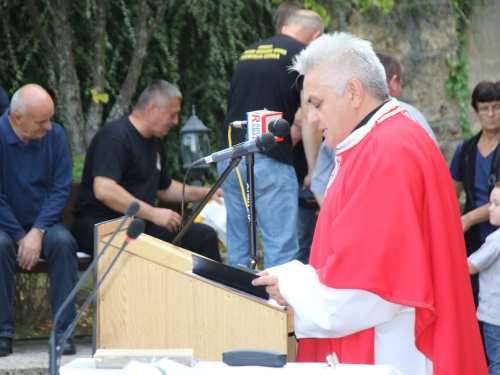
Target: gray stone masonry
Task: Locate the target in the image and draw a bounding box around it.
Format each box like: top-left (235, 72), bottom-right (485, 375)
top-left (347, 1), bottom-right (461, 163)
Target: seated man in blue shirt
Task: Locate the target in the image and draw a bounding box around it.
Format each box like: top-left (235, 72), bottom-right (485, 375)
top-left (0, 84), bottom-right (78, 357)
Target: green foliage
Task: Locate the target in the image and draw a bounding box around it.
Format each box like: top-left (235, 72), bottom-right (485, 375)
top-left (72, 155), bottom-right (85, 182)
top-left (157, 0), bottom-right (276, 182)
top-left (14, 273), bottom-right (93, 339)
top-left (446, 52), bottom-right (472, 139)
top-left (304, 1), bottom-right (331, 27)
top-left (446, 0), bottom-right (473, 139)
top-left (0, 0), bottom-right (423, 185)
top-left (351, 0), bottom-right (394, 13)
top-left (0, 0), bottom-right (276, 183)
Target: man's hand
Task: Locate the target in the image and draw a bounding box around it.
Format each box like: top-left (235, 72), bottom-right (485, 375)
top-left (150, 207), bottom-right (182, 232)
top-left (252, 270), bottom-right (289, 306)
top-left (303, 172), bottom-right (313, 189)
top-left (17, 228), bottom-right (44, 271)
top-left (211, 188), bottom-right (223, 204)
top-left (290, 122), bottom-right (302, 149)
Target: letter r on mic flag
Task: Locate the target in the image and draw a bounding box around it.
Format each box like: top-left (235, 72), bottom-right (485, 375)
top-left (246, 110), bottom-right (283, 141)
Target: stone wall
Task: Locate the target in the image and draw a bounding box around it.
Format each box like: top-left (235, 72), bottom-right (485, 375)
top-left (463, 0), bottom-right (500, 134)
top-left (345, 1), bottom-right (462, 163)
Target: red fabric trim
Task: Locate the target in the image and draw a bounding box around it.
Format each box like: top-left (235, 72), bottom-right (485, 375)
top-left (297, 329), bottom-right (374, 364)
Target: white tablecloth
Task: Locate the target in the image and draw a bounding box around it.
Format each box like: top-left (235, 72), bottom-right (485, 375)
top-left (60, 358), bottom-right (403, 375)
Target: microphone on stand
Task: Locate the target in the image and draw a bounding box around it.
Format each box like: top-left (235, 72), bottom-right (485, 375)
top-left (191, 133), bottom-right (277, 167)
top-left (268, 119), bottom-right (290, 138)
top-left (229, 118), bottom-right (290, 138)
top-left (48, 203), bottom-right (142, 375)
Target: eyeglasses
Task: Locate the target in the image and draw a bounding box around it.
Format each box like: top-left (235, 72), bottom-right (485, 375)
top-left (478, 104), bottom-right (500, 114)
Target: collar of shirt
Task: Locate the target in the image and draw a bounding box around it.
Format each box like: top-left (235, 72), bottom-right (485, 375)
top-left (0, 109), bottom-right (42, 148)
top-left (350, 100), bottom-right (389, 134)
top-left (336, 98), bottom-right (403, 154)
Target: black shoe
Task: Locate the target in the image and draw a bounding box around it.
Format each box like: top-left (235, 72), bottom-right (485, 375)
top-left (0, 337), bottom-right (13, 357)
top-left (62, 338), bottom-right (77, 355)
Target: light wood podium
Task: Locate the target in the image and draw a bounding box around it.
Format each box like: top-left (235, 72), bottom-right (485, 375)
top-left (93, 218), bottom-right (296, 362)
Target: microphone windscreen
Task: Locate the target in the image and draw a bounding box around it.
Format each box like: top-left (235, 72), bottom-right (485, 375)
top-left (125, 201), bottom-right (140, 217)
top-left (126, 218), bottom-right (146, 240)
top-left (269, 119), bottom-right (290, 138)
top-left (259, 133), bottom-right (277, 151)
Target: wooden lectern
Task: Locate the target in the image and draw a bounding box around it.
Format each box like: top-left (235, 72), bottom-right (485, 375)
top-left (93, 218), bottom-right (296, 362)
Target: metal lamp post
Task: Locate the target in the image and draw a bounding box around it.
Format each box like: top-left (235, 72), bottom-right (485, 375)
top-left (180, 105), bottom-right (211, 210)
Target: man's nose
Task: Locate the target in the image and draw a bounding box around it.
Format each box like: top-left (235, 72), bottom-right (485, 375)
top-left (308, 110), bottom-right (319, 126)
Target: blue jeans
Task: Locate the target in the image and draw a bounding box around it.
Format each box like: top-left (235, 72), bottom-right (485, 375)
top-left (294, 204), bottom-right (317, 264)
top-left (485, 322), bottom-right (500, 375)
top-left (0, 223), bottom-right (78, 339)
top-left (217, 154), bottom-right (299, 268)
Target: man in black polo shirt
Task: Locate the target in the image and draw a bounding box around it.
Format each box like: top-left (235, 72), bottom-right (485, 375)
top-left (217, 10), bottom-right (323, 269)
top-left (72, 80), bottom-right (221, 262)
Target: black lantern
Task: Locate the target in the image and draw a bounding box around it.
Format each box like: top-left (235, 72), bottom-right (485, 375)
top-left (180, 106), bottom-right (211, 207)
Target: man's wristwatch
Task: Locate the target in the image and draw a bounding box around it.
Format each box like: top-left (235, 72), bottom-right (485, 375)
top-left (36, 228), bottom-right (46, 234)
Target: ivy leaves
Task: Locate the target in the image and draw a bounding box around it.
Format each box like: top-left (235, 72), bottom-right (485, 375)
top-left (349, 0), bottom-right (394, 13)
top-left (446, 0), bottom-right (472, 139)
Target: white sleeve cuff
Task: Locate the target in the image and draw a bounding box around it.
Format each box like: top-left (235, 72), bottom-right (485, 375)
top-left (269, 260), bottom-right (404, 338)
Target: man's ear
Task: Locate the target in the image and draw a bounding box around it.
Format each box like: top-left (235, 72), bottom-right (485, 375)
top-left (347, 79), bottom-right (364, 109)
top-left (307, 31), bottom-right (322, 44)
top-left (11, 110), bottom-right (23, 124)
top-left (146, 101), bottom-right (157, 115)
top-left (388, 74), bottom-right (400, 98)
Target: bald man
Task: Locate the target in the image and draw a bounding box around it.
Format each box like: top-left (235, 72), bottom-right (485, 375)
top-left (0, 84), bottom-right (78, 356)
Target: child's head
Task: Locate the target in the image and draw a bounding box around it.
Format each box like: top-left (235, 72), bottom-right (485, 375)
top-left (489, 182), bottom-right (500, 226)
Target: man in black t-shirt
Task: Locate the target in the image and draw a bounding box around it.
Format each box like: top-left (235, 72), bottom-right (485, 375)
top-left (72, 80), bottom-right (222, 262)
top-left (275, 3), bottom-right (323, 265)
top-left (217, 10), bottom-right (323, 269)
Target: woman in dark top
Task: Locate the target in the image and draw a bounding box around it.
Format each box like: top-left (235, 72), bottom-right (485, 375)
top-left (449, 81), bottom-right (500, 355)
top-left (450, 81), bottom-right (500, 296)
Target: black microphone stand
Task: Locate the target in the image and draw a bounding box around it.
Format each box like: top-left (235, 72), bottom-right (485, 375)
top-left (173, 157), bottom-right (242, 246)
top-left (245, 153), bottom-right (258, 269)
top-left (173, 155), bottom-right (259, 270)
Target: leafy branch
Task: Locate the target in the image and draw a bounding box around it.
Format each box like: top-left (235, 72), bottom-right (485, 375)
top-left (351, 0), bottom-right (394, 13)
top-left (446, 0), bottom-right (472, 139)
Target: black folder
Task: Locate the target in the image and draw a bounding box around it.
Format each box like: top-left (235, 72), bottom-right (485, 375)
top-left (191, 255), bottom-right (269, 300)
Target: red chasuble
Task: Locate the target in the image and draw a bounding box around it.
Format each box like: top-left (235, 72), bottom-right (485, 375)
top-left (297, 104), bottom-right (488, 374)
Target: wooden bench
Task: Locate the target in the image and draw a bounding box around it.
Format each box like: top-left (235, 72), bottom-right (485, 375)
top-left (14, 182), bottom-right (92, 274)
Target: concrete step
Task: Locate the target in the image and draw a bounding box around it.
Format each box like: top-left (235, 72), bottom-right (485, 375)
top-left (0, 337), bottom-right (92, 375)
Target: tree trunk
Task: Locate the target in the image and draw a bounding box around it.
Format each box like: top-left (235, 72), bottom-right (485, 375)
top-left (84, 0), bottom-right (107, 145)
top-left (25, 0), bottom-right (86, 157)
top-left (25, 0), bottom-right (169, 155)
top-left (107, 0), bottom-right (169, 122)
top-left (50, 0), bottom-right (86, 156)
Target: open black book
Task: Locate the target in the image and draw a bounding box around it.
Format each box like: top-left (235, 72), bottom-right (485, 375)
top-left (192, 255), bottom-right (269, 300)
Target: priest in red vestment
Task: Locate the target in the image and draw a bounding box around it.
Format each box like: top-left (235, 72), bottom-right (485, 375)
top-left (253, 32), bottom-right (487, 375)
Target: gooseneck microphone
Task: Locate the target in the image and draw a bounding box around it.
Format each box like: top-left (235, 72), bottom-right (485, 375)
top-left (48, 204), bottom-right (143, 375)
top-left (191, 133), bottom-right (277, 167)
top-left (124, 201), bottom-right (141, 217)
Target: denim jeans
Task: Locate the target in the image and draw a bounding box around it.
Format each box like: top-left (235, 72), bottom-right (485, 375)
top-left (217, 153), bottom-right (299, 268)
top-left (0, 223), bottom-right (78, 339)
top-left (484, 322), bottom-right (500, 375)
top-left (294, 205), bottom-right (317, 264)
